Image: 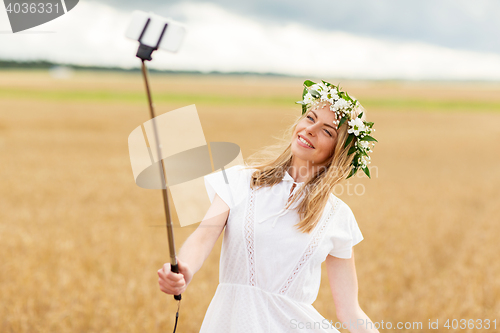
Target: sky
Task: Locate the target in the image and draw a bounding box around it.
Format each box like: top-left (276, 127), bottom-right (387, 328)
top-left (1, 0), bottom-right (500, 80)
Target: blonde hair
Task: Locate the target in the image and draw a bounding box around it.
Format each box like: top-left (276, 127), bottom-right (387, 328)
top-left (243, 102), bottom-right (365, 233)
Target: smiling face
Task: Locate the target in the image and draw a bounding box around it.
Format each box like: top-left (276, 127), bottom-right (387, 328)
top-left (291, 103), bottom-right (339, 168)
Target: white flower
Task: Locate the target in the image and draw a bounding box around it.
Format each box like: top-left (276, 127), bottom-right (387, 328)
top-left (310, 84), bottom-right (322, 92)
top-left (322, 88), bottom-right (339, 104)
top-left (308, 83), bottom-right (326, 100)
top-left (338, 109), bottom-right (349, 118)
top-left (303, 93), bottom-right (314, 104)
top-left (330, 104), bottom-right (343, 114)
top-left (358, 155), bottom-right (370, 167)
top-left (347, 117), bottom-right (367, 136)
top-left (359, 155), bottom-right (371, 168)
top-left (357, 140), bottom-right (370, 149)
top-left (320, 91), bottom-right (330, 102)
top-left (335, 98), bottom-right (350, 111)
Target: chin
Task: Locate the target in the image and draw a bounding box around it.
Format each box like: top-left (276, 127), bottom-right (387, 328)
top-left (291, 148), bottom-right (312, 163)
top-left (290, 144), bottom-right (302, 158)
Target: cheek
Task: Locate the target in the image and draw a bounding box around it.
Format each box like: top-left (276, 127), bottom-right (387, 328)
top-left (292, 125), bottom-right (300, 136)
top-left (295, 122), bottom-right (307, 132)
top-left (320, 137), bottom-right (337, 157)
top-left (320, 136), bottom-right (335, 149)
top-left (293, 123), bottom-right (307, 139)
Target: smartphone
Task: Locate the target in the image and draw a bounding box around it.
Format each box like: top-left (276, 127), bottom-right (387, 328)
top-left (125, 10), bottom-right (186, 53)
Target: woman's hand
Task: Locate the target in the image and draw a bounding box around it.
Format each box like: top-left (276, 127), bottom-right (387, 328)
top-left (157, 258), bottom-right (193, 295)
top-left (157, 194), bottom-right (229, 296)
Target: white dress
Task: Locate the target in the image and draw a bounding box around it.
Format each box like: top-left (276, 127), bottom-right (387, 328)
top-left (200, 165), bottom-right (364, 332)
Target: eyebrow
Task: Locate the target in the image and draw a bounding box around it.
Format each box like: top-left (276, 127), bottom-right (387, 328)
top-left (310, 111), bottom-right (337, 131)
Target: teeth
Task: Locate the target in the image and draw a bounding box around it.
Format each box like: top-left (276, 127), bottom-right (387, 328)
top-left (298, 136), bottom-right (314, 148)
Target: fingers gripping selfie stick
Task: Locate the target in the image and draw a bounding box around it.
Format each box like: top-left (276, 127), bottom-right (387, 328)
top-left (125, 11), bottom-right (187, 332)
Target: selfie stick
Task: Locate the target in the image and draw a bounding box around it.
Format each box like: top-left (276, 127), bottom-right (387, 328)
top-left (136, 18), bottom-right (181, 302)
top-left (125, 11), bottom-right (187, 333)
top-left (140, 58), bottom-right (181, 302)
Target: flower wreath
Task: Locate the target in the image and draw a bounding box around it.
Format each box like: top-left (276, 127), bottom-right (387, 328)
top-left (296, 80), bottom-right (377, 179)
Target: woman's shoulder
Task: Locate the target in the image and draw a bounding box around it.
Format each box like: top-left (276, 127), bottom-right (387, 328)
top-left (203, 164), bottom-right (255, 208)
top-left (223, 164), bottom-right (256, 181)
top-left (326, 194), bottom-right (364, 253)
top-left (213, 164), bottom-right (257, 192)
top-left (328, 193), bottom-right (356, 221)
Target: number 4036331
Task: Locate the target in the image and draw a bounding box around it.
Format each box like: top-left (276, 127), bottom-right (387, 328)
top-left (6, 2), bottom-right (60, 14)
top-left (444, 319), bottom-right (497, 330)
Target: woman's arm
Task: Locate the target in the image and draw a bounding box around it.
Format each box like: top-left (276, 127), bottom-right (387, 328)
top-left (158, 193), bottom-right (229, 295)
top-left (326, 252), bottom-right (379, 333)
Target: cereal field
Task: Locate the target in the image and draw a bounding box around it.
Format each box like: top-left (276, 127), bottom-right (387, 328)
top-left (0, 70), bottom-right (499, 332)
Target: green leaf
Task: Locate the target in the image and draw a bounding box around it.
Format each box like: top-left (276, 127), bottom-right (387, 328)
top-left (365, 121), bottom-right (374, 127)
top-left (359, 135), bottom-right (377, 142)
top-left (322, 80), bottom-right (331, 87)
top-left (302, 87), bottom-right (308, 99)
top-left (352, 154), bottom-right (359, 167)
top-left (302, 104), bottom-right (307, 114)
top-left (348, 146), bottom-right (357, 155)
top-left (338, 116), bottom-right (347, 128)
top-left (344, 92), bottom-right (354, 103)
top-left (357, 111), bottom-right (364, 119)
top-left (344, 133), bottom-right (354, 148)
top-left (362, 166), bottom-right (371, 178)
top-left (347, 167), bottom-right (357, 179)
top-left (303, 80), bottom-right (315, 87)
top-left (309, 89), bottom-right (320, 98)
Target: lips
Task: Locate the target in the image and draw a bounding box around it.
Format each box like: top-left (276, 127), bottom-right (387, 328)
top-left (297, 135), bottom-right (315, 149)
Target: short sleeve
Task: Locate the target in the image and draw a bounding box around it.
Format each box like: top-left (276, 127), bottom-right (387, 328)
top-left (203, 165), bottom-right (245, 210)
top-left (328, 199), bottom-right (364, 259)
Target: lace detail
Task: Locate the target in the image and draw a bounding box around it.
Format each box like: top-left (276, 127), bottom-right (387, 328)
top-left (244, 188), bottom-right (256, 286)
top-left (287, 183), bottom-right (297, 204)
top-left (278, 197), bottom-right (339, 295)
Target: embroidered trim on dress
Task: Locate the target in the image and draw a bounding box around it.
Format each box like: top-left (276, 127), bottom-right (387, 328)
top-left (278, 197), bottom-right (340, 295)
top-left (244, 188), bottom-right (256, 286)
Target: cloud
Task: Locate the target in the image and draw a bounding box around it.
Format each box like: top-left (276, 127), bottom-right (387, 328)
top-left (95, 0), bottom-right (500, 54)
top-left (2, 1), bottom-right (500, 80)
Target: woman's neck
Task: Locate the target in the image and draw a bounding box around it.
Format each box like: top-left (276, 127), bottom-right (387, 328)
top-left (288, 158), bottom-right (324, 183)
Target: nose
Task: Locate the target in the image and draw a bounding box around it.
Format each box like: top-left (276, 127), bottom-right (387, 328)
top-left (306, 122), bottom-right (320, 136)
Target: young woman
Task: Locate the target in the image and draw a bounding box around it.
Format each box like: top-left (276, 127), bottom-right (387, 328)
top-left (158, 80), bottom-right (379, 333)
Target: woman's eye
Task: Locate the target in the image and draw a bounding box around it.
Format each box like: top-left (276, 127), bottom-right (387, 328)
top-left (307, 115), bottom-right (331, 136)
